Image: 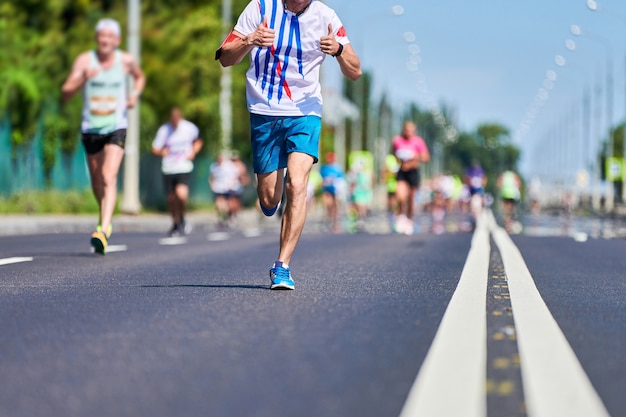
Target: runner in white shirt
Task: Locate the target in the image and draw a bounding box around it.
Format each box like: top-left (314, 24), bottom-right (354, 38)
top-left (209, 152), bottom-right (240, 227)
top-left (152, 108), bottom-right (203, 236)
top-left (217, 0), bottom-right (362, 290)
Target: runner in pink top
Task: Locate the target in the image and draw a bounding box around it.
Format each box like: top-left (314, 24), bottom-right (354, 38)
top-left (392, 121), bottom-right (430, 234)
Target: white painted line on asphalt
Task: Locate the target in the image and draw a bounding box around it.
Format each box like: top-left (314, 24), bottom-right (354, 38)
top-left (0, 257), bottom-right (34, 266)
top-left (89, 244), bottom-right (128, 254)
top-left (158, 237), bottom-right (188, 246)
top-left (107, 245), bottom-right (128, 253)
top-left (207, 232), bottom-right (230, 242)
top-left (242, 228), bottom-right (262, 238)
top-left (490, 216), bottom-right (611, 417)
top-left (573, 232), bottom-right (589, 243)
top-left (399, 214), bottom-right (489, 417)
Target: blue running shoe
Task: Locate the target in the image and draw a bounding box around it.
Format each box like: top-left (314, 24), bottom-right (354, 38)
top-left (260, 202), bottom-right (279, 217)
top-left (270, 263), bottom-right (295, 290)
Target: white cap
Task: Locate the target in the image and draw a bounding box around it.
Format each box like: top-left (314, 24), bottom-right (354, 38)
top-left (95, 18), bottom-right (121, 37)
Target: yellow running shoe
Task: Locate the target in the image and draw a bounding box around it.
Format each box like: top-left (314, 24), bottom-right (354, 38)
top-left (90, 231), bottom-right (108, 255)
top-left (96, 224), bottom-right (113, 239)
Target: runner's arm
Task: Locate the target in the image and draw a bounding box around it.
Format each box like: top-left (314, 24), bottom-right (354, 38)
top-left (188, 138), bottom-right (204, 161)
top-left (123, 53), bottom-right (146, 108)
top-left (336, 44), bottom-right (362, 81)
top-left (321, 24), bottom-right (361, 81)
top-left (151, 147), bottom-right (168, 157)
top-left (420, 144), bottom-right (431, 163)
top-left (217, 31), bottom-right (252, 67)
top-left (217, 17), bottom-right (275, 67)
top-left (61, 53), bottom-right (90, 102)
top-left (151, 126), bottom-right (169, 157)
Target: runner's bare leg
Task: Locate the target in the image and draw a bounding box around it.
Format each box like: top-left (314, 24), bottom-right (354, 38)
top-left (278, 152), bottom-right (314, 266)
top-left (97, 144), bottom-right (124, 233)
top-left (256, 169), bottom-right (286, 210)
top-left (396, 180), bottom-right (410, 218)
top-left (175, 183), bottom-right (189, 223)
top-left (87, 151), bottom-right (105, 217)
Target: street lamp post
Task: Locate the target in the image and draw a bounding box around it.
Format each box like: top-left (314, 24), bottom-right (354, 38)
top-left (571, 24), bottom-right (615, 210)
top-left (220, 0), bottom-right (233, 151)
top-left (122, 0), bottom-right (142, 214)
top-left (558, 48), bottom-right (597, 206)
top-left (587, 0), bottom-right (626, 202)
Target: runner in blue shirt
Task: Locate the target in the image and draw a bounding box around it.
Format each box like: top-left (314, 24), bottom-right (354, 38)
top-left (320, 152), bottom-right (344, 232)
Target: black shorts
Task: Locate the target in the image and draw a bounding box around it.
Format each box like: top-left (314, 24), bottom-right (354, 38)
top-left (214, 192), bottom-right (233, 200)
top-left (81, 129), bottom-right (126, 155)
top-left (163, 173), bottom-right (191, 195)
top-left (397, 168), bottom-right (420, 188)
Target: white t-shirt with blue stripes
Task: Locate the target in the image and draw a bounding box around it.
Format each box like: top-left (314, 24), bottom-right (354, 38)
top-left (234, 0), bottom-right (350, 117)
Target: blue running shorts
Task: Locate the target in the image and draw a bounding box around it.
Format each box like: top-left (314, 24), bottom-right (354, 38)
top-left (250, 114), bottom-right (321, 174)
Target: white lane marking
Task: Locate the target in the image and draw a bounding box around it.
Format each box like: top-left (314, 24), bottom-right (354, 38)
top-left (107, 245), bottom-right (128, 253)
top-left (573, 232), bottom-right (589, 243)
top-left (399, 214), bottom-right (490, 417)
top-left (0, 257), bottom-right (34, 266)
top-left (242, 228), bottom-right (262, 238)
top-left (207, 232), bottom-right (230, 242)
top-left (89, 244), bottom-right (128, 253)
top-left (490, 216), bottom-right (611, 417)
top-left (158, 237), bottom-right (188, 246)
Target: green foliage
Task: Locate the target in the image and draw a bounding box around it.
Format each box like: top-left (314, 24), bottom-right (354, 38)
top-left (445, 122), bottom-right (521, 194)
top-left (343, 71), bottom-right (373, 151)
top-left (405, 103), bottom-right (449, 149)
top-left (0, 189), bottom-right (101, 214)
top-left (1, 0), bottom-right (524, 197)
top-left (0, 70), bottom-right (42, 147)
top-left (1, 0), bottom-right (255, 184)
top-left (606, 122), bottom-right (625, 158)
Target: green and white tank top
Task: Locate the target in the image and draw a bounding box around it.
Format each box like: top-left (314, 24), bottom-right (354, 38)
top-left (82, 50), bottom-right (127, 134)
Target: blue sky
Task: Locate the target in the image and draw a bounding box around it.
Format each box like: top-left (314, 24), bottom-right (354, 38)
top-left (323, 0), bottom-right (626, 173)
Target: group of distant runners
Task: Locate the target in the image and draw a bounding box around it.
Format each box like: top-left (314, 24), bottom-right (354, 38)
top-left (382, 132), bottom-right (522, 234)
top-left (60, 1), bottom-right (522, 291)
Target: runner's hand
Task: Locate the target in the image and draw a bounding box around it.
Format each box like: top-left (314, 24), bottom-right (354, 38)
top-left (320, 24), bottom-right (339, 56)
top-left (247, 16), bottom-right (274, 48)
top-left (84, 67), bottom-right (100, 80)
top-left (127, 94), bottom-right (138, 109)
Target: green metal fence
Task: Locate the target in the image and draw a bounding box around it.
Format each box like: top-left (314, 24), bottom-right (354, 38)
top-left (0, 121), bottom-right (228, 209)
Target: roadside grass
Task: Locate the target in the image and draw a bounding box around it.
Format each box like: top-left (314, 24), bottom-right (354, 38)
top-left (0, 190), bottom-right (218, 214)
top-left (0, 190), bottom-right (100, 214)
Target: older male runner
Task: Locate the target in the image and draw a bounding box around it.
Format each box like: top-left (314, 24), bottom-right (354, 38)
top-left (61, 18), bottom-right (145, 254)
top-left (217, 0), bottom-right (361, 290)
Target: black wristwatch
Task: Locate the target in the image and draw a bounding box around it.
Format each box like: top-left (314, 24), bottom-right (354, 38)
top-left (332, 43), bottom-right (344, 58)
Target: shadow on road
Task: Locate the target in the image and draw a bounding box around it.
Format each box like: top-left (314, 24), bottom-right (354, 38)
top-left (139, 284), bottom-right (269, 290)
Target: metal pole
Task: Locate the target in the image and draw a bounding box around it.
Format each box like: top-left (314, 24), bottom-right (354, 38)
top-left (220, 0), bottom-right (233, 151)
top-left (605, 55), bottom-right (614, 210)
top-left (122, 0), bottom-right (142, 214)
top-left (592, 73), bottom-right (603, 210)
top-left (583, 86), bottom-right (591, 203)
top-left (622, 48), bottom-right (626, 202)
top-left (586, 1), bottom-right (626, 202)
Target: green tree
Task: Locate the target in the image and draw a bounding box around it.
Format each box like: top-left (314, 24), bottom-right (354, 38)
top-left (445, 122), bottom-right (520, 193)
top-left (1, 0), bottom-right (258, 183)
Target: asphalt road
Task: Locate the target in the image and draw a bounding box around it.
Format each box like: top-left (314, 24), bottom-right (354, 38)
top-left (0, 218), bottom-right (624, 417)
